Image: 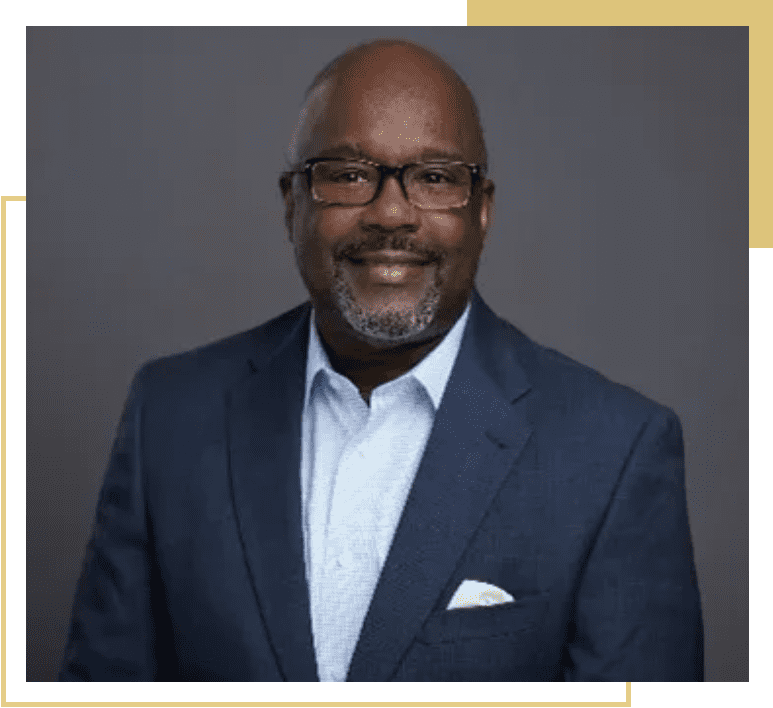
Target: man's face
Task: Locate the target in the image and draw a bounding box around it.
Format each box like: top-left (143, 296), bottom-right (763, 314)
top-left (283, 67), bottom-right (493, 347)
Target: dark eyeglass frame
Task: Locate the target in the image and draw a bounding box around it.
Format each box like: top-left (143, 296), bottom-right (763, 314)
top-left (286, 157), bottom-right (485, 209)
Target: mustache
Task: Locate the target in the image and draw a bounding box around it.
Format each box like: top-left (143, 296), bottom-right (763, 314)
top-left (334, 233), bottom-right (445, 263)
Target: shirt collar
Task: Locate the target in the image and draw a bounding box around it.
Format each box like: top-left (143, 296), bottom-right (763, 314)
top-left (304, 301), bottom-right (472, 411)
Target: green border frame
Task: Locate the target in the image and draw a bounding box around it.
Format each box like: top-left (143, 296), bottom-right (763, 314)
top-left (0, 0), bottom-right (752, 707)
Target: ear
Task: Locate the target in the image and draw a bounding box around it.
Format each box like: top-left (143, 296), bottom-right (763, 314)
top-left (478, 179), bottom-right (495, 238)
top-left (279, 173), bottom-right (295, 240)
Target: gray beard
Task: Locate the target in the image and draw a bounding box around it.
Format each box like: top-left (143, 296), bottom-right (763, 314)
top-left (332, 264), bottom-right (442, 343)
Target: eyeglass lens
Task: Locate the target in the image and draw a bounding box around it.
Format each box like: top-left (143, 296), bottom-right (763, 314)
top-left (311, 161), bottom-right (472, 208)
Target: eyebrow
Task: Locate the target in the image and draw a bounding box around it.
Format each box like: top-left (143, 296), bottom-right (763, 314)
top-left (313, 143), bottom-right (469, 164)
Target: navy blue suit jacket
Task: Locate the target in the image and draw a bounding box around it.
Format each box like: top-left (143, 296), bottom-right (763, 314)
top-left (61, 292), bottom-right (703, 681)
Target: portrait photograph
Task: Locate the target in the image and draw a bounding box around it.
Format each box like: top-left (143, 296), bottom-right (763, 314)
top-left (24, 25), bottom-right (747, 692)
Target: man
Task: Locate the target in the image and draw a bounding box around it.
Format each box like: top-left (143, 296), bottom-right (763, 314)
top-left (61, 39), bottom-right (703, 681)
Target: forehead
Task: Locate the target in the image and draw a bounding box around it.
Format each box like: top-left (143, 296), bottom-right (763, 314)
top-left (295, 61), bottom-right (483, 166)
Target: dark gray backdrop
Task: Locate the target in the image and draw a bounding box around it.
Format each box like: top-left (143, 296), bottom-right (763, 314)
top-left (27, 26), bottom-right (748, 682)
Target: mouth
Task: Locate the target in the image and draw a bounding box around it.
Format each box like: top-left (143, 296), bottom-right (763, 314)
top-left (343, 250), bottom-right (436, 286)
top-left (345, 250), bottom-right (434, 267)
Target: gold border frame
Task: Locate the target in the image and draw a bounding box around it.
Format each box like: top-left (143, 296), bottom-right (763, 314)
top-left (0, 196), bottom-right (24, 705)
top-left (0, 683), bottom-right (631, 708)
top-left (1, 186), bottom-right (629, 702)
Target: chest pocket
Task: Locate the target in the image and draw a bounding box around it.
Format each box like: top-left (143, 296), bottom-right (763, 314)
top-left (417, 594), bottom-right (549, 644)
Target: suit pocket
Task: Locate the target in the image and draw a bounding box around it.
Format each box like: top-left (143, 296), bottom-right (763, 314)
top-left (417, 594), bottom-right (549, 645)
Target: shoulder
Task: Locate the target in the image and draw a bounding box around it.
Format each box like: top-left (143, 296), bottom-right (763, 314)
top-left (131, 302), bottom-right (311, 400)
top-left (484, 314), bottom-right (684, 482)
top-left (473, 301), bottom-right (678, 438)
top-left (523, 331), bottom-right (669, 420)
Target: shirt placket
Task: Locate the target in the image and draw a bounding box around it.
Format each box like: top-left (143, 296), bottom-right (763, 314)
top-left (312, 374), bottom-right (376, 681)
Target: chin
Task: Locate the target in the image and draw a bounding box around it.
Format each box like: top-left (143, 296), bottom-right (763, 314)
top-left (332, 277), bottom-right (442, 345)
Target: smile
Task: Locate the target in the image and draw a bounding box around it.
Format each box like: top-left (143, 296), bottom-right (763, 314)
top-left (346, 250), bottom-right (434, 267)
top-left (343, 250), bottom-right (435, 286)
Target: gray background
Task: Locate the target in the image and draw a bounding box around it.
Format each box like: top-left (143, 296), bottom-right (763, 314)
top-left (27, 27), bottom-right (748, 682)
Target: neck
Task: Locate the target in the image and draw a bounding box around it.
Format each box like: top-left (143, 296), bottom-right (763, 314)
top-left (314, 310), bottom-right (458, 402)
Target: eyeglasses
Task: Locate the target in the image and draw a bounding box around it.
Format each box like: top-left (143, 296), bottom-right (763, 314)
top-left (288, 158), bottom-right (484, 210)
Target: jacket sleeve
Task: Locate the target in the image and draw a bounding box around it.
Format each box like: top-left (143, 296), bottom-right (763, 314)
top-left (564, 409), bottom-right (704, 681)
top-left (60, 371), bottom-right (159, 680)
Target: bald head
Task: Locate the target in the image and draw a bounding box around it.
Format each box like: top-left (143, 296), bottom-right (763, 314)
top-left (289, 40), bottom-right (487, 170)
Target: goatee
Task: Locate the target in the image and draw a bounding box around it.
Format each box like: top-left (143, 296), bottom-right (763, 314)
top-left (332, 264), bottom-right (442, 343)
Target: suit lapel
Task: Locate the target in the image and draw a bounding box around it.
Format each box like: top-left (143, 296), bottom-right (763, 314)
top-left (348, 294), bottom-right (535, 682)
top-left (227, 306), bottom-right (319, 681)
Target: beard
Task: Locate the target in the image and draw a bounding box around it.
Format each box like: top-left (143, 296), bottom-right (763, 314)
top-left (331, 232), bottom-right (445, 343)
top-left (332, 266), bottom-right (442, 342)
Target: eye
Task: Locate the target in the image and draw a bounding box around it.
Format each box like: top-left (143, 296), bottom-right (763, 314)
top-left (324, 164), bottom-right (375, 184)
top-left (333, 170), bottom-right (368, 183)
top-left (414, 167), bottom-right (460, 185)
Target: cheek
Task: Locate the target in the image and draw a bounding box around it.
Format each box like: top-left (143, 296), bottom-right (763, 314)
top-left (294, 209), bottom-right (361, 267)
top-left (292, 208), bottom-right (358, 280)
top-left (425, 212), bottom-right (458, 233)
top-left (308, 207), bottom-right (361, 243)
top-left (427, 213), bottom-right (484, 259)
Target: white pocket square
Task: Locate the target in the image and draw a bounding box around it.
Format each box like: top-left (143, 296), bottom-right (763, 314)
top-left (446, 579), bottom-right (515, 610)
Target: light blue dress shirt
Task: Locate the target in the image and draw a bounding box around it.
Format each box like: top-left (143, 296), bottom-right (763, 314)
top-left (300, 303), bottom-right (471, 682)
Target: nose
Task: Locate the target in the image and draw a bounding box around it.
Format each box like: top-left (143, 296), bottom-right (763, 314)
top-left (360, 173), bottom-right (419, 231)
